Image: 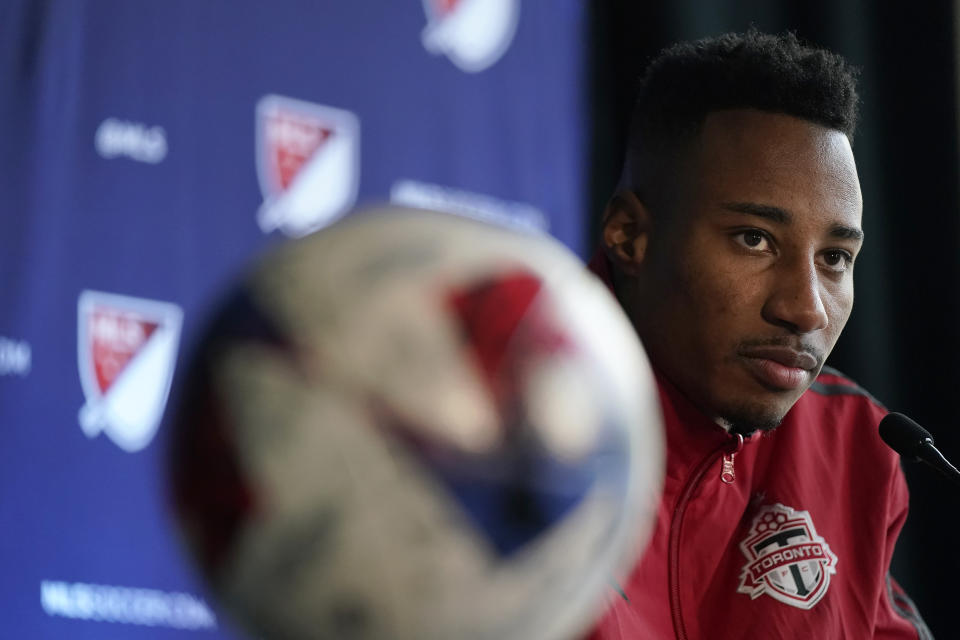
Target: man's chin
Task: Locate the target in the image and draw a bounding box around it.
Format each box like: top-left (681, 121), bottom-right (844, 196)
top-left (726, 415), bottom-right (782, 436)
top-left (710, 376), bottom-right (809, 435)
top-left (718, 400), bottom-right (789, 436)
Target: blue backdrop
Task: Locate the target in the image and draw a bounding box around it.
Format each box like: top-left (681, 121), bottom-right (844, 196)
top-left (0, 1), bottom-right (588, 637)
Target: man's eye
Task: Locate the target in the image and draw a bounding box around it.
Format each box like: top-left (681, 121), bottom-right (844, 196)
top-left (821, 250), bottom-right (854, 271)
top-left (734, 230), bottom-right (770, 250)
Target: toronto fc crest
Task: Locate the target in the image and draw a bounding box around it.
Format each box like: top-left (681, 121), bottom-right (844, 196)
top-left (77, 290), bottom-right (183, 452)
top-left (736, 503), bottom-right (837, 609)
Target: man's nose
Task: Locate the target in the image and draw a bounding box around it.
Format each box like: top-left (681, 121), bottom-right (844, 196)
top-left (761, 258), bottom-right (829, 334)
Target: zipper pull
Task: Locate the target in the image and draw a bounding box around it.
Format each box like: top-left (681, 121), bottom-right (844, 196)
top-left (720, 432), bottom-right (744, 484)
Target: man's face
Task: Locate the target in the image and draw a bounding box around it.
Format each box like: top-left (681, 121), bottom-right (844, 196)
top-left (622, 109), bottom-right (863, 432)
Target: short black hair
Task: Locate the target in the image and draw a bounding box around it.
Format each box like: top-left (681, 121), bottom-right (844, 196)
top-left (626, 30), bottom-right (860, 199)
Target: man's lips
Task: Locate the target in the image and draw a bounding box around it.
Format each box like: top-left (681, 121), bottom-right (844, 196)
top-left (739, 346), bottom-right (820, 391)
top-left (741, 346), bottom-right (819, 370)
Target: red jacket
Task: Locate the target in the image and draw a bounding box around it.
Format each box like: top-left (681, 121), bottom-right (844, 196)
top-left (585, 256), bottom-right (931, 639)
top-left (587, 370), bottom-right (930, 639)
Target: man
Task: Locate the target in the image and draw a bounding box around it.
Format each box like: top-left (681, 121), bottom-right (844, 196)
top-left (586, 31), bottom-right (932, 638)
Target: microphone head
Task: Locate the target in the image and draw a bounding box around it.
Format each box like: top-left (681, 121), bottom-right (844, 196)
top-left (879, 412), bottom-right (933, 460)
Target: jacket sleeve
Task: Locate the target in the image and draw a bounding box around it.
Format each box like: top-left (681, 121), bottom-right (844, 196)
top-left (872, 464), bottom-right (933, 639)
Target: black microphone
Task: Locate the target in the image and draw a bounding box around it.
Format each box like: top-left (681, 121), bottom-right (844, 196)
top-left (879, 412), bottom-right (960, 487)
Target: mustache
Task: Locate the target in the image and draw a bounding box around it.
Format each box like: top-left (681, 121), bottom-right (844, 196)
top-left (736, 337), bottom-right (825, 368)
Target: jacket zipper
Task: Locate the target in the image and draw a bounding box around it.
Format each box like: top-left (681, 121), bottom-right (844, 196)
top-left (668, 433), bottom-right (746, 640)
top-left (720, 433), bottom-right (744, 483)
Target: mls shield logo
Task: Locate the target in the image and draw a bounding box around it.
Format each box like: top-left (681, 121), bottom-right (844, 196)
top-left (256, 95), bottom-right (360, 237)
top-left (77, 291), bottom-right (183, 452)
top-left (421, 0), bottom-right (519, 72)
top-left (737, 503), bottom-right (838, 609)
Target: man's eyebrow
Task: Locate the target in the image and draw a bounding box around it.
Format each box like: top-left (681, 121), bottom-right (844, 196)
top-left (720, 202), bottom-right (791, 223)
top-left (830, 225), bottom-right (864, 241)
top-left (722, 201), bottom-right (865, 242)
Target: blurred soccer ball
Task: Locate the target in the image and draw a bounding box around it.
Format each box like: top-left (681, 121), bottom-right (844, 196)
top-left (167, 207), bottom-right (663, 640)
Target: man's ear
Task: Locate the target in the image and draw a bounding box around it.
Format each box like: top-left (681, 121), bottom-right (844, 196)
top-left (602, 190), bottom-right (651, 276)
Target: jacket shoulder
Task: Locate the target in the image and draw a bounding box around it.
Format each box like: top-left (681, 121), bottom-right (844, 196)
top-left (808, 365), bottom-right (886, 411)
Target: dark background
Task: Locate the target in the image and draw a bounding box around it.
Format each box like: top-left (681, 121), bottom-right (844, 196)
top-left (588, 2), bottom-right (960, 636)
